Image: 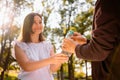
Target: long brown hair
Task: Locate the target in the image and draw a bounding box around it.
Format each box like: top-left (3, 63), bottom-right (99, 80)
top-left (19, 13), bottom-right (45, 43)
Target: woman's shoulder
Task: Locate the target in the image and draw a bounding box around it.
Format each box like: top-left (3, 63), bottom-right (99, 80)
top-left (13, 40), bottom-right (29, 50)
top-left (42, 40), bottom-right (52, 45)
top-left (42, 40), bottom-right (53, 49)
top-left (14, 40), bottom-right (27, 46)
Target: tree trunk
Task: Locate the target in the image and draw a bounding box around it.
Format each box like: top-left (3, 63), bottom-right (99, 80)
top-left (85, 60), bottom-right (88, 80)
top-left (60, 65), bottom-right (64, 80)
top-left (68, 55), bottom-right (74, 80)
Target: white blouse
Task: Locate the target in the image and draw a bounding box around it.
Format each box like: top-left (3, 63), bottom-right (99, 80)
top-left (15, 41), bottom-right (54, 80)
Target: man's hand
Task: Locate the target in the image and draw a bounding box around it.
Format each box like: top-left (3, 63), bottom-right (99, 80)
top-left (71, 32), bottom-right (87, 45)
top-left (62, 38), bottom-right (78, 54)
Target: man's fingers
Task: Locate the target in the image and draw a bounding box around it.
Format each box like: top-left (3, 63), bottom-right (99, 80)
top-left (73, 32), bottom-right (81, 36)
top-left (71, 36), bottom-right (78, 41)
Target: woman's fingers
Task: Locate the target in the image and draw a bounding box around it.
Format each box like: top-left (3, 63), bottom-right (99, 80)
top-left (52, 53), bottom-right (68, 64)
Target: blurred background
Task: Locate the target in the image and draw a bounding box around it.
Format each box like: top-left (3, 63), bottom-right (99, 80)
top-left (0, 0), bottom-right (96, 80)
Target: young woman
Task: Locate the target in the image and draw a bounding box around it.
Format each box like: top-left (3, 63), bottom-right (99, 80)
top-left (14, 12), bottom-right (68, 80)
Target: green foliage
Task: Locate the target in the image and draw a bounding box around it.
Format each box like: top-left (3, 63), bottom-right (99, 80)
top-left (13, 0), bottom-right (25, 7)
top-left (2, 72), bottom-right (18, 80)
top-left (74, 10), bottom-right (93, 35)
top-left (4, 76), bottom-right (17, 80)
top-left (75, 71), bottom-right (86, 78)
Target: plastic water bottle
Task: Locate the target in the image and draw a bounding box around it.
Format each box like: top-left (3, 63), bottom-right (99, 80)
top-left (62, 30), bottom-right (74, 57)
top-left (65, 30), bottom-right (74, 38)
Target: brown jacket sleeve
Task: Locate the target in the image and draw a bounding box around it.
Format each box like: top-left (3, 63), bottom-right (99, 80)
top-left (75, 1), bottom-right (120, 61)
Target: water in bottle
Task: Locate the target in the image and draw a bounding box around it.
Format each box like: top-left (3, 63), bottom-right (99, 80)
top-left (62, 30), bottom-right (74, 57)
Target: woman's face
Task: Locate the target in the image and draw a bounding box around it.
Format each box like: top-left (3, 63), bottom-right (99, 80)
top-left (32, 15), bottom-right (43, 35)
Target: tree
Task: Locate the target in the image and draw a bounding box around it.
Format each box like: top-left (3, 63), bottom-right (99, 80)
top-left (0, 0), bottom-right (34, 79)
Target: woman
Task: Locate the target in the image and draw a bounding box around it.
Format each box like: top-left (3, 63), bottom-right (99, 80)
top-left (14, 12), bottom-right (68, 80)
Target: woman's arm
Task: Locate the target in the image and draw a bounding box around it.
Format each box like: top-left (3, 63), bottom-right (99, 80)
top-left (15, 44), bottom-right (68, 72)
top-left (50, 48), bottom-right (68, 73)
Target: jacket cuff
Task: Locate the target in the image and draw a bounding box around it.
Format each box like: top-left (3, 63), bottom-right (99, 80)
top-left (75, 44), bottom-right (82, 58)
top-left (75, 39), bottom-right (89, 58)
top-left (87, 39), bottom-right (90, 44)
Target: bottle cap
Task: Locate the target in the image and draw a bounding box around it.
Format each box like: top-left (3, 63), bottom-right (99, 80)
top-left (69, 30), bottom-right (74, 35)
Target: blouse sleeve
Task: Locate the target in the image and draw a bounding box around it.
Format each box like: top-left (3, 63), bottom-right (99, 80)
top-left (12, 40), bottom-right (28, 59)
top-left (14, 41), bottom-right (29, 52)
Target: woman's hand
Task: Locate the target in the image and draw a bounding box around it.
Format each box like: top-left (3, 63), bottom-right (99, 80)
top-left (49, 53), bottom-right (69, 64)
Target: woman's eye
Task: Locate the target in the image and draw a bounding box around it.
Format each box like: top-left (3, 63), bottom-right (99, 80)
top-left (33, 21), bottom-right (42, 24)
top-left (33, 21), bottom-right (37, 24)
top-left (39, 22), bottom-right (42, 24)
